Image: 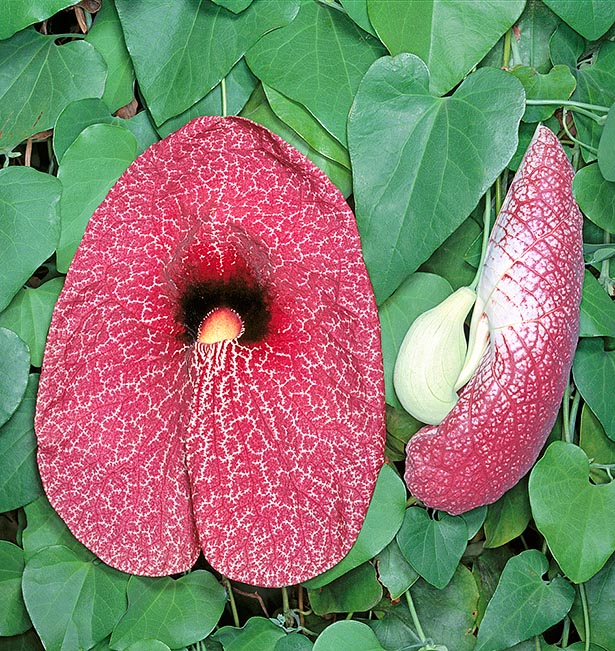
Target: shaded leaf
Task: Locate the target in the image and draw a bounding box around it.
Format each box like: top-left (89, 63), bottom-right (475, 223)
top-left (339, 0), bottom-right (377, 36)
top-left (484, 478), bottom-right (531, 548)
top-left (245, 0), bottom-right (385, 146)
top-left (0, 629), bottom-right (44, 651)
top-left (109, 572), bottom-right (225, 650)
top-left (0, 328), bottom-right (30, 428)
top-left (579, 404), bottom-right (615, 467)
top-left (274, 635), bottom-right (313, 651)
top-left (86, 0), bottom-right (135, 112)
top-left (573, 163), bottom-right (615, 232)
top-left (579, 269), bottom-right (615, 338)
top-left (303, 464), bottom-right (406, 589)
top-left (397, 508), bottom-right (468, 589)
top-left (0, 541), bottom-right (30, 636)
top-left (0, 375), bottom-right (44, 512)
top-left (378, 272), bottom-right (452, 408)
top-left (0, 0), bottom-right (76, 40)
top-left (511, 64), bottom-right (576, 122)
top-left (349, 54), bottom-right (524, 302)
top-left (56, 123), bottom-right (137, 272)
top-left (368, 0), bottom-right (525, 95)
top-left (529, 441), bottom-right (615, 583)
top-left (213, 618), bottom-right (285, 651)
top-left (0, 30), bottom-right (106, 154)
top-left (549, 21), bottom-right (585, 68)
top-left (541, 0), bottom-right (615, 39)
top-left (0, 278), bottom-right (64, 367)
top-left (115, 0), bottom-right (298, 125)
top-left (0, 167), bottom-right (61, 311)
top-left (22, 545), bottom-right (129, 651)
top-left (476, 549), bottom-right (574, 651)
top-left (598, 102), bottom-right (615, 182)
top-left (573, 337), bottom-right (615, 441)
top-left (308, 563), bottom-right (382, 615)
top-left (375, 539), bottom-right (419, 600)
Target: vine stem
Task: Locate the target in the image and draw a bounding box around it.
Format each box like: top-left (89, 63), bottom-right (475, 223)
top-left (562, 108), bottom-right (598, 154)
top-left (525, 98), bottom-right (610, 114)
top-left (562, 382), bottom-right (572, 443)
top-left (579, 582), bottom-right (591, 651)
top-left (222, 577), bottom-right (240, 628)
top-left (470, 187), bottom-right (492, 291)
top-left (405, 589), bottom-right (426, 641)
top-left (221, 77), bottom-right (228, 117)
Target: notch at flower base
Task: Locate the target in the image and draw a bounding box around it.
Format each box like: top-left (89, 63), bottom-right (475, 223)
top-left (404, 126), bottom-right (584, 515)
top-left (35, 116), bottom-right (386, 587)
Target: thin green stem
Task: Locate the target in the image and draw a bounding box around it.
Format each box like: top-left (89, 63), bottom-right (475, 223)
top-left (405, 589), bottom-right (426, 641)
top-left (599, 230), bottom-right (612, 290)
top-left (535, 635), bottom-right (541, 651)
top-left (222, 577), bottom-right (240, 628)
top-left (502, 28), bottom-right (512, 69)
top-left (281, 586), bottom-right (290, 614)
top-left (561, 616), bottom-right (571, 647)
top-left (345, 611), bottom-right (355, 620)
top-left (568, 388), bottom-right (581, 445)
top-left (562, 108), bottom-right (599, 154)
top-left (221, 77), bottom-right (228, 117)
top-left (579, 582), bottom-right (591, 651)
top-left (525, 98), bottom-right (610, 113)
top-left (562, 382), bottom-right (572, 443)
top-left (470, 187), bottom-right (492, 291)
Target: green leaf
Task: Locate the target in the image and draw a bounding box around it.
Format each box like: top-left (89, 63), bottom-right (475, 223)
top-left (572, 42), bottom-right (615, 162)
top-left (569, 553), bottom-right (615, 650)
top-left (580, 404), bottom-right (615, 468)
top-left (264, 85), bottom-right (350, 169)
top-left (213, 618), bottom-right (285, 651)
top-left (573, 163), bottom-right (615, 232)
top-left (115, 0), bottom-right (298, 125)
top-left (0, 167), bottom-right (61, 311)
top-left (156, 59), bottom-right (257, 138)
top-left (124, 642), bottom-right (171, 651)
top-left (529, 441), bottom-right (615, 583)
top-left (0, 327), bottom-right (30, 428)
top-left (53, 98), bottom-right (158, 161)
top-left (339, 0), bottom-right (377, 36)
top-left (245, 0), bottom-right (385, 146)
top-left (0, 1), bottom-right (77, 39)
top-left (0, 375), bottom-right (43, 512)
top-left (0, 278), bottom-right (63, 367)
top-left (511, 64), bottom-right (577, 122)
top-left (349, 55), bottom-right (524, 302)
top-left (56, 123), bottom-right (137, 272)
top-left (475, 549), bottom-right (574, 651)
top-left (579, 269), bottom-right (615, 338)
top-left (0, 541), bottom-right (30, 636)
top-left (86, 0), bottom-right (135, 112)
top-left (541, 0), bottom-right (615, 40)
top-left (109, 572), bottom-right (226, 650)
top-left (212, 0), bottom-right (254, 13)
top-left (274, 634), bottom-right (313, 651)
top-left (22, 545), bottom-right (129, 651)
top-left (23, 495), bottom-right (90, 562)
top-left (549, 21), bottom-right (585, 69)
top-left (397, 508), bottom-right (468, 589)
top-left (483, 478), bottom-right (531, 548)
top-left (308, 563), bottom-right (382, 615)
top-left (410, 565), bottom-right (479, 651)
top-left (375, 539), bottom-right (419, 600)
top-left (0, 30), bottom-right (106, 154)
top-left (368, 0), bottom-right (525, 95)
top-left (378, 272), bottom-right (452, 408)
top-left (241, 86), bottom-right (352, 197)
top-left (573, 337), bottom-right (615, 441)
top-left (598, 103), bottom-right (615, 182)
top-left (312, 621), bottom-right (386, 651)
top-left (0, 629), bottom-right (44, 651)
top-left (384, 405), bottom-right (422, 463)
top-left (303, 464), bottom-right (406, 589)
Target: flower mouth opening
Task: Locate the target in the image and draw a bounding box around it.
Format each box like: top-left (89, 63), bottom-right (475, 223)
top-left (178, 276), bottom-right (271, 345)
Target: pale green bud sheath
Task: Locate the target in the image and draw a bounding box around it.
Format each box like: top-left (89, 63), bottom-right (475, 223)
top-left (393, 286), bottom-right (477, 425)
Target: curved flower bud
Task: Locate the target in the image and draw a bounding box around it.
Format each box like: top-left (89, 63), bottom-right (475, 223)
top-left (394, 286), bottom-right (476, 425)
top-left (405, 126), bottom-right (584, 514)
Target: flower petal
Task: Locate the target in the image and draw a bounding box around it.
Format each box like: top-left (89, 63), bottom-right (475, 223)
top-left (36, 116), bottom-right (385, 586)
top-left (405, 126), bottom-right (584, 514)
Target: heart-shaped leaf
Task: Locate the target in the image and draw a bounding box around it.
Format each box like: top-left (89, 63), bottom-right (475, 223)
top-left (573, 338), bottom-right (615, 441)
top-left (0, 278), bottom-right (63, 367)
top-left (367, 0), bottom-right (525, 95)
top-left (0, 328), bottom-right (30, 428)
top-left (529, 441), bottom-right (615, 583)
top-left (475, 549), bottom-right (575, 651)
top-left (22, 545), bottom-right (129, 651)
top-left (541, 0), bottom-right (615, 39)
top-left (511, 64), bottom-right (577, 122)
top-left (312, 621), bottom-right (386, 651)
top-left (110, 572), bottom-right (225, 650)
top-left (376, 539), bottom-right (419, 600)
top-left (0, 375), bottom-right (43, 512)
top-left (349, 54), bottom-right (524, 302)
top-left (397, 508), bottom-right (468, 589)
top-left (0, 167), bottom-right (61, 311)
top-left (213, 617), bottom-right (285, 651)
top-left (308, 563), bottom-right (383, 615)
top-left (116, 0), bottom-right (298, 125)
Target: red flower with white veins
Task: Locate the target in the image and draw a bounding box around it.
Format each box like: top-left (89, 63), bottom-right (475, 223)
top-left (404, 125), bottom-right (584, 515)
top-left (35, 116), bottom-right (385, 587)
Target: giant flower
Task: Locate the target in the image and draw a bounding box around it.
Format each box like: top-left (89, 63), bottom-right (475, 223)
top-left (35, 116), bottom-right (385, 587)
top-left (403, 126), bottom-right (584, 514)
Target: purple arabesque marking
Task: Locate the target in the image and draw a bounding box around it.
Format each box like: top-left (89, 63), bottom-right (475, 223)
top-left (35, 116), bottom-right (386, 586)
top-left (405, 125), bottom-right (584, 514)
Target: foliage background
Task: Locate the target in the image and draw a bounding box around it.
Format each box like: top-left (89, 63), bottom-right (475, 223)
top-left (2, 0), bottom-right (615, 650)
